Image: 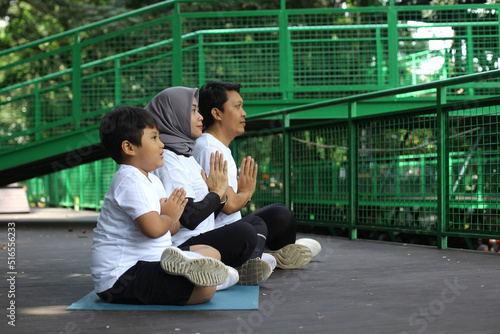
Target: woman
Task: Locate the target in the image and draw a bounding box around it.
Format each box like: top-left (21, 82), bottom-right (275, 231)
top-left (144, 87), bottom-right (272, 287)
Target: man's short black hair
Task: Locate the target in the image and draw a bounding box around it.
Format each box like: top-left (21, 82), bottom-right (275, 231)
top-left (199, 81), bottom-right (242, 130)
top-left (99, 106), bottom-right (158, 164)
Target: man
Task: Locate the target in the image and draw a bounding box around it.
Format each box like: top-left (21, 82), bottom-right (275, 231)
top-left (194, 81), bottom-right (321, 270)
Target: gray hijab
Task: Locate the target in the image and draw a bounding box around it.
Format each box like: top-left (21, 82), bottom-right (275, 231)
top-left (145, 86), bottom-right (199, 156)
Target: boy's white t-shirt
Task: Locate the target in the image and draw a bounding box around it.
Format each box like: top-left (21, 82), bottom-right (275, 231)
top-left (193, 132), bottom-right (241, 229)
top-left (152, 149), bottom-right (215, 246)
top-left (91, 164), bottom-right (169, 293)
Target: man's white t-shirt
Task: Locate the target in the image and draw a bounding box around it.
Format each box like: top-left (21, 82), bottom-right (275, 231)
top-left (91, 164), bottom-right (169, 293)
top-left (152, 149), bottom-right (215, 246)
top-left (193, 132), bottom-right (241, 229)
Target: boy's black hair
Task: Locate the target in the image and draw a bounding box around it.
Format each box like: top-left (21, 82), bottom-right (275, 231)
top-left (199, 81), bottom-right (242, 130)
top-left (99, 106), bottom-right (158, 164)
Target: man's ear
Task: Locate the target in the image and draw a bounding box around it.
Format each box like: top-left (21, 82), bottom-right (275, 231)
top-left (121, 140), bottom-right (136, 157)
top-left (211, 107), bottom-right (222, 121)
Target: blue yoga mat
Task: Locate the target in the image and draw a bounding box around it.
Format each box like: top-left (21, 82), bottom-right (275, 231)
top-left (67, 285), bottom-right (259, 311)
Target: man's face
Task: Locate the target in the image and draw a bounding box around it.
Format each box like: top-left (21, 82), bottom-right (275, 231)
top-left (220, 90), bottom-right (246, 138)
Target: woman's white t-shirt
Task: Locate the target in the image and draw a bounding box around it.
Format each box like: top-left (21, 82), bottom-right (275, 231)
top-left (91, 164), bottom-right (169, 293)
top-left (193, 132), bottom-right (241, 229)
top-left (152, 149), bottom-right (215, 246)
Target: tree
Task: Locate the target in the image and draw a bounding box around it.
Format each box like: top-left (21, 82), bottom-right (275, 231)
top-left (0, 0), bottom-right (132, 49)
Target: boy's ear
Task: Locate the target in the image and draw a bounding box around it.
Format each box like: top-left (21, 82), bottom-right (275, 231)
top-left (211, 107), bottom-right (222, 121)
top-left (121, 140), bottom-right (136, 157)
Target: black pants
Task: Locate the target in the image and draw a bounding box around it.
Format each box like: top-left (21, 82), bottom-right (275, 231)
top-left (178, 203), bottom-right (296, 266)
top-left (178, 219), bottom-right (264, 267)
top-left (246, 203), bottom-right (297, 250)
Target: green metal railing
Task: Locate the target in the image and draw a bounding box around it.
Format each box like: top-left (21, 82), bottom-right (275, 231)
top-left (3, 1), bottom-right (500, 175)
top-left (234, 70), bottom-right (500, 249)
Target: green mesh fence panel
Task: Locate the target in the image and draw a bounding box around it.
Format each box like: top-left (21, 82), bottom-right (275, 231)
top-left (183, 14), bottom-right (282, 96)
top-left (233, 131), bottom-right (284, 216)
top-left (81, 164), bottom-right (95, 209)
top-left (0, 40), bottom-right (74, 91)
top-left (356, 114), bottom-right (438, 231)
top-left (23, 157), bottom-right (119, 210)
top-left (40, 83), bottom-right (74, 136)
top-left (67, 167), bottom-right (81, 207)
top-left (25, 177), bottom-right (47, 207)
top-left (448, 104), bottom-right (500, 234)
top-left (131, 54), bottom-right (174, 98)
top-left (289, 123), bottom-right (349, 224)
top-left (81, 70), bottom-right (116, 119)
top-left (397, 6), bottom-right (500, 95)
top-left (78, 15), bottom-right (176, 126)
top-left (289, 10), bottom-right (389, 99)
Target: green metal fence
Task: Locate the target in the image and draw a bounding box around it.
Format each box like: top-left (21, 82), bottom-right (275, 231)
top-left (25, 158), bottom-right (118, 210)
top-left (233, 70), bottom-right (500, 249)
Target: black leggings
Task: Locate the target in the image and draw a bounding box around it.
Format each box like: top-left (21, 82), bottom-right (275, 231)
top-left (246, 203), bottom-right (297, 251)
top-left (177, 203), bottom-right (296, 265)
top-left (178, 218), bottom-right (265, 267)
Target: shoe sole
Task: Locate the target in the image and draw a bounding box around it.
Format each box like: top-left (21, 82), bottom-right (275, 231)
top-left (236, 258), bottom-right (272, 286)
top-left (266, 244), bottom-right (312, 269)
top-left (160, 247), bottom-right (228, 287)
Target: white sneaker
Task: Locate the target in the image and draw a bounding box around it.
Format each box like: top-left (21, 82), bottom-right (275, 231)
top-left (295, 238), bottom-right (321, 258)
top-left (236, 258), bottom-right (272, 286)
top-left (217, 266), bottom-right (239, 291)
top-left (182, 250), bottom-right (205, 259)
top-left (160, 247), bottom-right (228, 287)
top-left (261, 252), bottom-right (277, 271)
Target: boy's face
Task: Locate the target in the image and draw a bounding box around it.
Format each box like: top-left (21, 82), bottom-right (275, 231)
top-left (220, 90), bottom-right (246, 138)
top-left (132, 126), bottom-right (165, 175)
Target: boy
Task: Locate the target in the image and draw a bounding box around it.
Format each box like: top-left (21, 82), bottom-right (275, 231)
top-left (91, 105), bottom-right (229, 305)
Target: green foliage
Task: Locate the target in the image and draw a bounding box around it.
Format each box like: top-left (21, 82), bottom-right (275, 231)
top-left (1, 1), bottom-right (127, 49)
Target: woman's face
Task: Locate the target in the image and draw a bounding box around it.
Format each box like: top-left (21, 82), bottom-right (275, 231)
top-left (190, 97), bottom-right (204, 138)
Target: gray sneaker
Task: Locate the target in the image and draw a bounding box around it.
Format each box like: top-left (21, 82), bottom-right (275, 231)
top-left (160, 247), bottom-right (228, 287)
top-left (236, 258), bottom-right (273, 286)
top-left (265, 244), bottom-right (312, 269)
